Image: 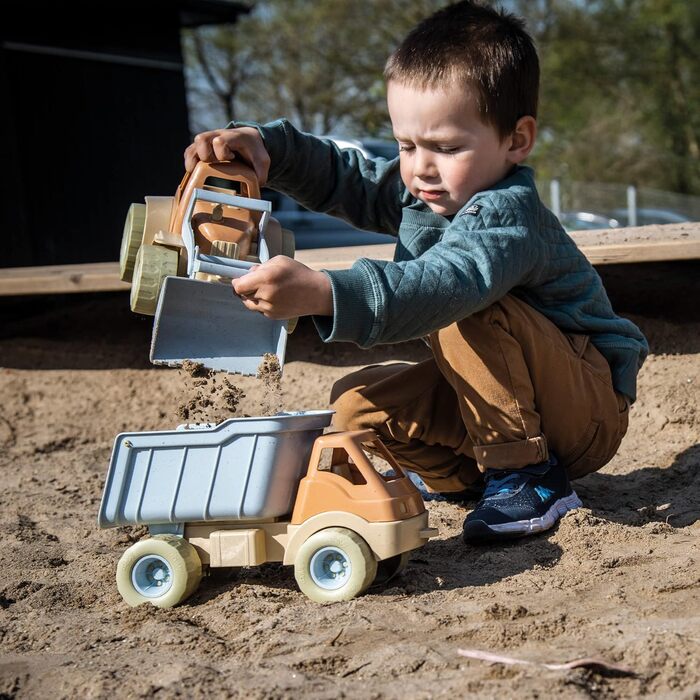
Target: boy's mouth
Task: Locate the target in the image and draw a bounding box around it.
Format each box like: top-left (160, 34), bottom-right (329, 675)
top-left (418, 189), bottom-right (447, 201)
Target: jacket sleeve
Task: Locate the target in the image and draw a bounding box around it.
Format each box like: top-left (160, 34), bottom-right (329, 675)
top-left (230, 119), bottom-right (406, 236)
top-left (312, 205), bottom-right (542, 346)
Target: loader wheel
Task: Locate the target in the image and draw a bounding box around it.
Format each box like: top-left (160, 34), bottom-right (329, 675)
top-left (371, 551), bottom-right (411, 588)
top-left (294, 527), bottom-right (377, 603)
top-left (119, 203), bottom-right (146, 283)
top-left (116, 535), bottom-right (202, 608)
top-left (130, 245), bottom-right (179, 316)
top-left (143, 195), bottom-right (175, 245)
top-left (281, 228), bottom-right (296, 259)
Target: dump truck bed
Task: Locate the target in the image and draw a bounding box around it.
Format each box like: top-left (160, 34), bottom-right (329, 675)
top-left (98, 410), bottom-right (333, 527)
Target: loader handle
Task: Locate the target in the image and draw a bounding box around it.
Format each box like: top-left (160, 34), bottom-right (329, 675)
top-left (188, 161), bottom-right (261, 199)
top-left (172, 161), bottom-right (264, 238)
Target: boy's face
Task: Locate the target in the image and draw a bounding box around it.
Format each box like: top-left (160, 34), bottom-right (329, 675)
top-left (387, 80), bottom-right (515, 216)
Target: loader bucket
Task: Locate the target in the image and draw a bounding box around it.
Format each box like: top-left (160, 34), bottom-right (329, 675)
top-left (150, 276), bottom-right (288, 376)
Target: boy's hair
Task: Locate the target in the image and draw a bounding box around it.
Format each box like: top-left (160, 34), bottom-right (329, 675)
top-left (384, 0), bottom-right (539, 140)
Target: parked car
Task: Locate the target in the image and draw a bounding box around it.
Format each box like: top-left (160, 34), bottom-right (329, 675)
top-left (263, 137), bottom-right (399, 250)
top-left (559, 211), bottom-right (621, 232)
top-left (610, 208), bottom-right (690, 227)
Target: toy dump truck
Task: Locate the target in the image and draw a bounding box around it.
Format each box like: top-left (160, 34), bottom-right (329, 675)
top-left (98, 410), bottom-right (437, 606)
top-left (119, 160), bottom-right (295, 375)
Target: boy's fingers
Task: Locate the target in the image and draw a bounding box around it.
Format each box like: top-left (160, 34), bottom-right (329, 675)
top-left (239, 297), bottom-right (272, 315)
top-left (195, 140), bottom-right (216, 164)
top-left (212, 135), bottom-right (236, 162)
top-left (193, 131), bottom-right (220, 163)
top-left (216, 131), bottom-right (270, 184)
top-left (185, 128), bottom-right (270, 184)
top-left (184, 144), bottom-right (199, 172)
top-left (232, 271), bottom-right (263, 297)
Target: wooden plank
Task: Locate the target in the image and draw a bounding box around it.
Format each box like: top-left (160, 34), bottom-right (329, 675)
top-left (1, 222), bottom-right (698, 296)
top-left (0, 262), bottom-right (130, 296)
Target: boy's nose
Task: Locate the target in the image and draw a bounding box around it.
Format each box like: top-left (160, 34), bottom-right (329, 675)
top-left (413, 148), bottom-right (438, 179)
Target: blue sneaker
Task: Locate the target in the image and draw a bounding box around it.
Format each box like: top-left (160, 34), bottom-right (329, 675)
top-left (462, 455), bottom-right (582, 544)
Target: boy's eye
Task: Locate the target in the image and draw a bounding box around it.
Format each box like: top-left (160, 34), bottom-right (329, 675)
top-left (437, 146), bottom-right (459, 154)
top-left (398, 144), bottom-right (415, 152)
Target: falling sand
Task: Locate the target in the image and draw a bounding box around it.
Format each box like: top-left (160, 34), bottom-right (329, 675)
top-left (175, 355), bottom-right (283, 424)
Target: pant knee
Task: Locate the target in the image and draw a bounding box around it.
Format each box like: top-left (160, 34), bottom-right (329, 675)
top-left (330, 378), bottom-right (372, 433)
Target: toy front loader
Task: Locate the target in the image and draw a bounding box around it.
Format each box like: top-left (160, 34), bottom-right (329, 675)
top-left (119, 161), bottom-right (295, 375)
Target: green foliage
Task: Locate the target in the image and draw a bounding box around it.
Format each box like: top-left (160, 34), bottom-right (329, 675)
top-left (184, 0), bottom-right (700, 194)
top-left (522, 0), bottom-right (700, 193)
top-left (184, 0), bottom-right (446, 134)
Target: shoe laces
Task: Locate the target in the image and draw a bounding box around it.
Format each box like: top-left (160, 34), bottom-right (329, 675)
top-left (483, 470), bottom-right (529, 498)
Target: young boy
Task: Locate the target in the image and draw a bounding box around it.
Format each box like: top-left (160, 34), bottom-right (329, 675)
top-left (183, 1), bottom-right (648, 544)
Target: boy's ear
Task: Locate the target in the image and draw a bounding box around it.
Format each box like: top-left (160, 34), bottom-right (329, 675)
top-left (507, 116), bottom-right (537, 164)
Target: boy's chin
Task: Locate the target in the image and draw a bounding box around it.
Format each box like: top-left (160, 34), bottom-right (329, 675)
top-left (422, 199), bottom-right (461, 216)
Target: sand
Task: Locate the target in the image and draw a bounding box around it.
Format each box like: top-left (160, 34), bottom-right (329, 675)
top-left (0, 260), bottom-right (699, 698)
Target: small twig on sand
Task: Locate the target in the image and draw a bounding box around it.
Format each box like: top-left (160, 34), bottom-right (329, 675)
top-left (329, 627), bottom-right (345, 647)
top-left (457, 648), bottom-right (636, 677)
top-left (342, 661), bottom-right (371, 678)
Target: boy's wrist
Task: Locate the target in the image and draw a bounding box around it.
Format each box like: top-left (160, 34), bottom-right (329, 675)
top-left (311, 270), bottom-right (334, 317)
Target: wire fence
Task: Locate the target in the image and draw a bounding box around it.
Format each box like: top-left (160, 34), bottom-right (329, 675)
top-left (537, 179), bottom-right (700, 229)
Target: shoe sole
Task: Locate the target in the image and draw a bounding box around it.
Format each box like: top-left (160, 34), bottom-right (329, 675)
top-left (463, 491), bottom-right (583, 544)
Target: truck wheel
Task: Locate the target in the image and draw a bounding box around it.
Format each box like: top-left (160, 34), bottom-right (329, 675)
top-left (372, 551), bottom-right (411, 588)
top-left (116, 535), bottom-right (202, 608)
top-left (119, 203), bottom-right (146, 283)
top-left (294, 527), bottom-right (377, 603)
top-left (130, 245), bottom-right (179, 316)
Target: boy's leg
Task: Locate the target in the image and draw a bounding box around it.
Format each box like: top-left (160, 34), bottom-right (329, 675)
top-left (331, 293), bottom-right (629, 541)
top-left (427, 293), bottom-right (629, 542)
top-left (428, 293), bottom-right (629, 479)
top-left (330, 360), bottom-right (483, 494)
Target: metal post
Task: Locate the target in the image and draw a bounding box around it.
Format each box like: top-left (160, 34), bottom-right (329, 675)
top-left (627, 185), bottom-right (637, 227)
top-left (550, 179), bottom-right (561, 218)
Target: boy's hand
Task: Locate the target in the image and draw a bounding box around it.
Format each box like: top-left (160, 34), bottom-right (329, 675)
top-left (184, 127), bottom-right (270, 184)
top-left (232, 257), bottom-right (333, 319)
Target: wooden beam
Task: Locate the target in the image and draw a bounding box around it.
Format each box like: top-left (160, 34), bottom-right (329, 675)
top-left (0, 262), bottom-right (131, 296)
top-left (1, 222), bottom-right (698, 296)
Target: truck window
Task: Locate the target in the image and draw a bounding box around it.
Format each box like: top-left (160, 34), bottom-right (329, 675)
top-left (361, 440), bottom-right (402, 481)
top-left (316, 447), bottom-right (367, 485)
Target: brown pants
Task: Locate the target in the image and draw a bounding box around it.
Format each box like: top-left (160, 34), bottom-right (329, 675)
top-left (330, 294), bottom-right (630, 493)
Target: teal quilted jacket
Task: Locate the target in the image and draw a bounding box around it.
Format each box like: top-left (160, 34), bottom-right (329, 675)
top-left (236, 119), bottom-right (648, 402)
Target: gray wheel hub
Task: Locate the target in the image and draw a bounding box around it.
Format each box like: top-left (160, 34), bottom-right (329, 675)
top-left (131, 554), bottom-right (173, 598)
top-left (309, 546), bottom-right (351, 590)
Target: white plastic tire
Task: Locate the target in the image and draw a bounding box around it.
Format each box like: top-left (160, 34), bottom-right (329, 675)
top-left (116, 535), bottom-right (202, 608)
top-left (130, 245), bottom-right (179, 316)
top-left (294, 527), bottom-right (377, 603)
top-left (119, 203), bottom-right (146, 282)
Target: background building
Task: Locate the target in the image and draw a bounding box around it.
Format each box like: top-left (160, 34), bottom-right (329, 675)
top-left (1, 0), bottom-right (248, 268)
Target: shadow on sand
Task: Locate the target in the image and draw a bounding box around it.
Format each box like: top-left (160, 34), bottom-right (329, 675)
top-left (575, 442), bottom-right (700, 529)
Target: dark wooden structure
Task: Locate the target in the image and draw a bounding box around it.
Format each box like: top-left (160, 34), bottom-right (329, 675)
top-left (1, 0), bottom-right (248, 268)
